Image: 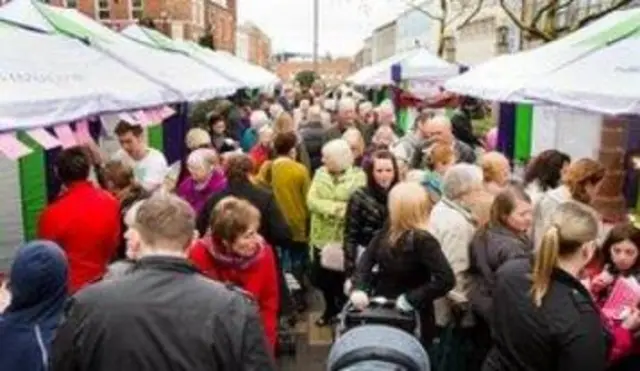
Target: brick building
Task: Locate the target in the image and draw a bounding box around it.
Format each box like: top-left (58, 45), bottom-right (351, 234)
top-left (236, 21), bottom-right (272, 68)
top-left (205, 0), bottom-right (236, 52)
top-left (41, 0), bottom-right (235, 46)
top-left (275, 57), bottom-right (354, 87)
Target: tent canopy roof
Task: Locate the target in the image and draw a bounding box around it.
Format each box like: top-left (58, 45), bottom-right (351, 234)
top-left (347, 47), bottom-right (459, 86)
top-left (444, 8), bottom-right (640, 112)
top-left (0, 0), bottom-right (240, 102)
top-left (0, 22), bottom-right (175, 131)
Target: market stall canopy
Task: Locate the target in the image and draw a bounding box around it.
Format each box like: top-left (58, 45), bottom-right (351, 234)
top-left (347, 48), bottom-right (459, 86)
top-left (444, 8), bottom-right (640, 105)
top-left (209, 49), bottom-right (281, 91)
top-left (522, 10), bottom-right (640, 116)
top-left (0, 0), bottom-right (240, 102)
top-left (0, 22), bottom-right (175, 131)
top-left (121, 25), bottom-right (280, 91)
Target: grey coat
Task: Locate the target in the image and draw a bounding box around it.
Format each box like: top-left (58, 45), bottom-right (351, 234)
top-left (468, 226), bottom-right (532, 324)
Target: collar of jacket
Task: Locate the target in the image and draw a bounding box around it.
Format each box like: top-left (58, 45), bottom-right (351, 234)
top-left (134, 256), bottom-right (199, 275)
top-left (491, 225), bottom-right (531, 247)
top-left (441, 197), bottom-right (475, 225)
top-left (551, 265), bottom-right (595, 305)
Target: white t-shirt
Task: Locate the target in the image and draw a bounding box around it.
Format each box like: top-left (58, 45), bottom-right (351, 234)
top-left (113, 148), bottom-right (168, 192)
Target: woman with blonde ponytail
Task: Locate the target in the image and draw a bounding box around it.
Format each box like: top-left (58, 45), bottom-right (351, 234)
top-left (483, 202), bottom-right (610, 371)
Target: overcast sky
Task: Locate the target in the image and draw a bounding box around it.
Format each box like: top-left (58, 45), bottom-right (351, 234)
top-left (237, 0), bottom-right (408, 56)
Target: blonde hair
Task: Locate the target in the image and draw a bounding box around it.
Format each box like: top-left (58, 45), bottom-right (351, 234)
top-left (273, 112), bottom-right (295, 134)
top-left (185, 128), bottom-right (211, 150)
top-left (322, 139), bottom-right (354, 172)
top-left (387, 182), bottom-right (432, 245)
top-left (531, 202), bottom-right (599, 307)
top-left (481, 152), bottom-right (510, 184)
top-left (342, 128), bottom-right (365, 159)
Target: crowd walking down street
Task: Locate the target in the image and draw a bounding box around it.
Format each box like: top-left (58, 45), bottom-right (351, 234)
top-left (2, 0), bottom-right (640, 369)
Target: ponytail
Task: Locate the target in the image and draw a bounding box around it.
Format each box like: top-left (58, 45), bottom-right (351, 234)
top-left (531, 225), bottom-right (560, 307)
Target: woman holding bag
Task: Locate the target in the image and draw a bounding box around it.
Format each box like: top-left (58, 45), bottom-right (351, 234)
top-left (307, 139), bottom-right (366, 327)
top-left (350, 182), bottom-right (455, 347)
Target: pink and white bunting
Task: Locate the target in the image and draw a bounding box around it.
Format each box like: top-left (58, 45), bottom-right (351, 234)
top-left (0, 133), bottom-right (33, 160)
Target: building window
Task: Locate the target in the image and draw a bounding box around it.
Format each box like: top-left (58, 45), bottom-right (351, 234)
top-left (131, 0), bottom-right (143, 20)
top-left (96, 0), bottom-right (110, 19)
top-left (64, 0), bottom-right (78, 8)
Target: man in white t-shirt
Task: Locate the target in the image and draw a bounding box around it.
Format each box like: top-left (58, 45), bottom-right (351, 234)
top-left (112, 121), bottom-right (168, 192)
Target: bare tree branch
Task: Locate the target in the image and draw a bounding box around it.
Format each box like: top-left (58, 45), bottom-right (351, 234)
top-left (531, 0), bottom-right (577, 26)
top-left (399, 0), bottom-right (445, 20)
top-left (572, 0), bottom-right (634, 30)
top-left (499, 0), bottom-right (553, 41)
top-left (456, 0), bottom-right (485, 30)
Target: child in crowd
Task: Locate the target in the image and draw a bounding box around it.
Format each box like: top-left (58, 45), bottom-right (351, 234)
top-left (588, 223), bottom-right (640, 369)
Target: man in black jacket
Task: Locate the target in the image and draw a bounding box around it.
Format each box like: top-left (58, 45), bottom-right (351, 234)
top-left (52, 193), bottom-right (275, 371)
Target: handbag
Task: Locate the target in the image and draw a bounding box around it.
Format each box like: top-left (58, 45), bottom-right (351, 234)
top-left (320, 242), bottom-right (345, 272)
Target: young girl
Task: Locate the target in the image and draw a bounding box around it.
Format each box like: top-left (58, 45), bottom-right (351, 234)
top-left (589, 223), bottom-right (640, 369)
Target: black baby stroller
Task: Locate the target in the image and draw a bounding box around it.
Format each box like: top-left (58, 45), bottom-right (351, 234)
top-left (327, 324), bottom-right (430, 371)
top-left (334, 296), bottom-right (421, 339)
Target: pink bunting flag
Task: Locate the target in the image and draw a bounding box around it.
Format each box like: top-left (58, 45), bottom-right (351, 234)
top-left (118, 112), bottom-right (139, 125)
top-left (26, 128), bottom-right (61, 150)
top-left (159, 105), bottom-right (176, 120)
top-left (0, 133), bottom-right (33, 160)
top-left (132, 110), bottom-right (152, 127)
top-left (53, 124), bottom-right (77, 149)
top-left (74, 120), bottom-right (95, 145)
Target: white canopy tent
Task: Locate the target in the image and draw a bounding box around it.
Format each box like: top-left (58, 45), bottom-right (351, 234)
top-left (347, 48), bottom-right (459, 86)
top-left (522, 15), bottom-right (640, 115)
top-left (444, 9), bottom-right (640, 106)
top-left (209, 50), bottom-right (281, 91)
top-left (121, 25), bottom-right (280, 91)
top-left (0, 0), bottom-right (240, 103)
top-left (0, 22), bottom-right (175, 131)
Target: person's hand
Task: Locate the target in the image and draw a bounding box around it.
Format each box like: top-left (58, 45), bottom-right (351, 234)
top-left (349, 290), bottom-right (369, 310)
top-left (396, 294), bottom-right (414, 312)
top-left (0, 281), bottom-right (10, 313)
top-left (343, 279), bottom-right (352, 295)
top-left (622, 307), bottom-right (640, 330)
top-left (592, 269), bottom-right (615, 292)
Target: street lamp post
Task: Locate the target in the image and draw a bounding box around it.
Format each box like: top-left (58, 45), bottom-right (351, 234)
top-left (312, 0), bottom-right (319, 74)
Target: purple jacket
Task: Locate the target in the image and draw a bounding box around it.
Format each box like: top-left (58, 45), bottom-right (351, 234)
top-left (177, 170), bottom-right (227, 214)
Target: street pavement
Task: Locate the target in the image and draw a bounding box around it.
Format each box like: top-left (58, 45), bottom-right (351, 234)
top-left (277, 291), bottom-right (332, 371)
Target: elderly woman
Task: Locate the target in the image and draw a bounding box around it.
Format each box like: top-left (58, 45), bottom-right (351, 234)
top-left (342, 127), bottom-right (366, 167)
top-left (427, 164), bottom-right (484, 345)
top-left (248, 125), bottom-right (274, 173)
top-left (188, 197), bottom-right (279, 352)
top-left (240, 109), bottom-right (271, 152)
top-left (308, 139), bottom-right (366, 326)
top-left (481, 151), bottom-right (511, 195)
top-left (176, 148), bottom-right (227, 214)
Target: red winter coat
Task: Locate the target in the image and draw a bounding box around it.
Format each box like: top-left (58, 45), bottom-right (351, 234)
top-left (188, 238), bottom-right (279, 351)
top-left (38, 181), bottom-right (120, 293)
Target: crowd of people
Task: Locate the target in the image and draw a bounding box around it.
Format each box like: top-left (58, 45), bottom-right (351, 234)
top-left (2, 81), bottom-right (640, 371)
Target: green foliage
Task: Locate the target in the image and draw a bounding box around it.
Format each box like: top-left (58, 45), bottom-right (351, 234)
top-left (295, 70), bottom-right (318, 88)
